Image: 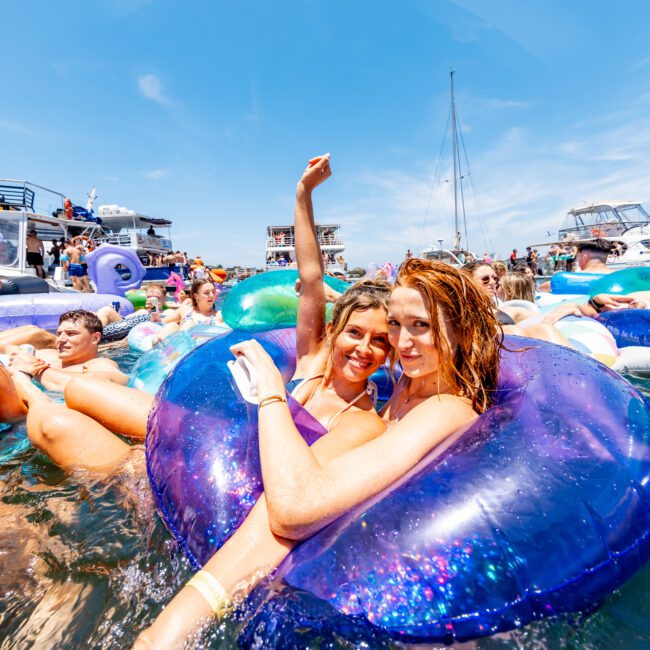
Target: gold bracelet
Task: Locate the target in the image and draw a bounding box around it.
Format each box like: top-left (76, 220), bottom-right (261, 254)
top-left (258, 394), bottom-right (288, 409)
top-left (186, 570), bottom-right (230, 618)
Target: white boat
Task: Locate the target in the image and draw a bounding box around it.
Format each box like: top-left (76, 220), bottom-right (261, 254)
top-left (265, 223), bottom-right (347, 275)
top-left (93, 204), bottom-right (174, 257)
top-left (419, 246), bottom-right (476, 267)
top-left (0, 179), bottom-right (104, 284)
top-left (533, 201), bottom-right (650, 270)
top-left (0, 179), bottom-right (184, 285)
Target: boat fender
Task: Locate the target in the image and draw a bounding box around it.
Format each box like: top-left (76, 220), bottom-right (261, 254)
top-left (0, 275), bottom-right (50, 295)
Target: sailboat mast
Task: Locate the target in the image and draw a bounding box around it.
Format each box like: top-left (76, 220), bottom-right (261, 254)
top-left (450, 68), bottom-right (460, 249)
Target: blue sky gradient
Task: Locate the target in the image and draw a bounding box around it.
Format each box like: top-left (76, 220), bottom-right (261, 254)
top-left (3, 0), bottom-right (650, 267)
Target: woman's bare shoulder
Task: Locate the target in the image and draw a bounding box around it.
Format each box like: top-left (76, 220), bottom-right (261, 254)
top-left (410, 392), bottom-right (478, 427)
top-left (313, 408), bottom-right (386, 464)
top-left (332, 408), bottom-right (386, 441)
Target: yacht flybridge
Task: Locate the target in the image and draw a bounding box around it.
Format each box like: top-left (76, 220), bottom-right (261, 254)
top-left (94, 204), bottom-right (173, 257)
top-left (265, 223), bottom-right (346, 274)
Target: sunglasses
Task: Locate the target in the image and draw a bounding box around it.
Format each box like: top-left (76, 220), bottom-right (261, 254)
top-left (478, 274), bottom-right (499, 284)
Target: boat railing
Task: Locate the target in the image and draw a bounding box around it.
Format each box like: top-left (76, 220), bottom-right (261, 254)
top-left (0, 183), bottom-right (35, 212)
top-left (0, 179), bottom-right (66, 217)
top-left (266, 235), bottom-right (344, 248)
top-left (559, 220), bottom-right (650, 241)
top-left (265, 260), bottom-right (345, 272)
top-left (94, 233), bottom-right (133, 247)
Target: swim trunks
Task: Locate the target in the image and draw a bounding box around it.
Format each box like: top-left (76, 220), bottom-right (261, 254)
top-left (26, 252), bottom-right (43, 266)
top-left (68, 263), bottom-right (84, 278)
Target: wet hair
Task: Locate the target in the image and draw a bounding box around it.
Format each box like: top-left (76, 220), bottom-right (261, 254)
top-left (189, 278), bottom-right (214, 307)
top-left (325, 279), bottom-right (393, 375)
top-left (576, 238), bottom-right (611, 260)
top-left (500, 272), bottom-right (535, 303)
top-left (58, 310), bottom-right (103, 335)
top-left (398, 258), bottom-right (503, 414)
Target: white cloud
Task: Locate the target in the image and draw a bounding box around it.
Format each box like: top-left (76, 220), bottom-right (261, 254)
top-left (632, 54), bottom-right (650, 71)
top-left (0, 119), bottom-right (32, 135)
top-left (484, 98), bottom-right (532, 109)
top-left (138, 74), bottom-right (169, 105)
top-left (144, 169), bottom-right (172, 180)
top-left (314, 109), bottom-right (650, 267)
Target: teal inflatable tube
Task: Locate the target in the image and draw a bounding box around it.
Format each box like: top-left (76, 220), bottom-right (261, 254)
top-left (129, 324), bottom-right (231, 394)
top-left (588, 267), bottom-right (650, 297)
top-left (222, 270), bottom-right (351, 332)
top-left (550, 272), bottom-right (604, 294)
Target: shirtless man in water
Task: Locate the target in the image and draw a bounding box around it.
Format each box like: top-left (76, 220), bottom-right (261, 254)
top-left (5, 310), bottom-right (127, 392)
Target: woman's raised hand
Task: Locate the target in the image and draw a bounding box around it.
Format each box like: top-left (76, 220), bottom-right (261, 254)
top-left (297, 153), bottom-right (331, 194)
top-left (229, 340), bottom-right (286, 400)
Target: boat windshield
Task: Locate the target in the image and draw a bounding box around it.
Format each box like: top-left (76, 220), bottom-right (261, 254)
top-left (0, 214), bottom-right (21, 267)
top-left (421, 249), bottom-right (471, 265)
top-left (617, 204), bottom-right (650, 223)
top-left (559, 203), bottom-right (650, 240)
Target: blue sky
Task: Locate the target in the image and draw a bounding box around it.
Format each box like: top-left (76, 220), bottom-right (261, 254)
top-left (3, 0), bottom-right (650, 268)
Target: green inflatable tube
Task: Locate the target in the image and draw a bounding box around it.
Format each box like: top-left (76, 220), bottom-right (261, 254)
top-left (588, 267), bottom-right (650, 297)
top-left (126, 289), bottom-right (147, 310)
top-left (222, 270), bottom-right (351, 332)
top-left (125, 289), bottom-right (170, 310)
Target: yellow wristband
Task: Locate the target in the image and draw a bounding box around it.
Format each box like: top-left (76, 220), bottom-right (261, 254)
top-left (258, 394), bottom-right (287, 409)
top-left (186, 570), bottom-right (230, 618)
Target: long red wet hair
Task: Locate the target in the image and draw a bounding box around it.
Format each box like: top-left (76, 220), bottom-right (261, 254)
top-left (395, 258), bottom-right (503, 413)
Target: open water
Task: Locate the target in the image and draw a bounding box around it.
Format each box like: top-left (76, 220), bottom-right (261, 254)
top-left (0, 350), bottom-right (649, 648)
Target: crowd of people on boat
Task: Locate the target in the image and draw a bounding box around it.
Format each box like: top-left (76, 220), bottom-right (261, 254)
top-left (144, 250), bottom-right (188, 267)
top-left (0, 154), bottom-right (649, 647)
top-left (22, 227), bottom-right (201, 290)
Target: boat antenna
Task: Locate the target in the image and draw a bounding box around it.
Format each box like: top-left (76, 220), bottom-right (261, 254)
top-left (450, 68), bottom-right (462, 250)
top-left (85, 186), bottom-right (97, 212)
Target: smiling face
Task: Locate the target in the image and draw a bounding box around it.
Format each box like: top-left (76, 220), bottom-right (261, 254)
top-left (192, 281), bottom-right (216, 312)
top-left (387, 286), bottom-right (457, 379)
top-left (328, 307), bottom-right (390, 384)
top-left (56, 320), bottom-right (101, 363)
top-left (472, 264), bottom-right (499, 299)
